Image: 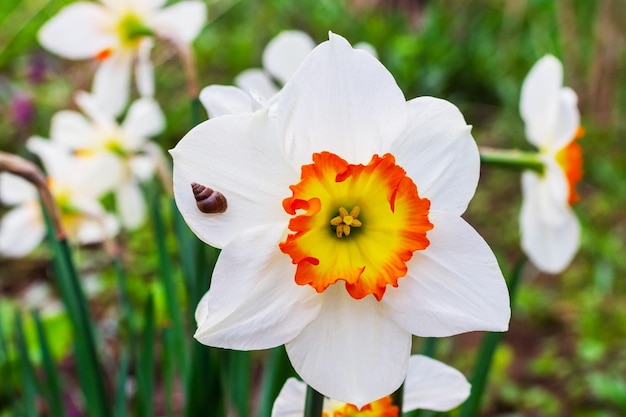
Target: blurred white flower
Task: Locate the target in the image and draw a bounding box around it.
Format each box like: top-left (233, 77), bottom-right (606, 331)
top-left (0, 140), bottom-right (118, 257)
top-left (38, 0), bottom-right (207, 116)
top-left (519, 55), bottom-right (583, 274)
top-left (49, 91), bottom-right (165, 229)
top-left (172, 33), bottom-right (509, 406)
top-left (271, 355), bottom-right (471, 417)
top-left (199, 30), bottom-right (378, 118)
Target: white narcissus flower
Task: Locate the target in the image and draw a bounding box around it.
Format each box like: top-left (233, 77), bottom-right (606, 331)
top-left (171, 33), bottom-right (510, 406)
top-left (271, 355), bottom-right (471, 417)
top-left (49, 91), bottom-right (165, 229)
top-left (38, 0), bottom-right (207, 116)
top-left (519, 55), bottom-right (583, 274)
top-left (0, 140), bottom-right (118, 257)
top-left (199, 30), bottom-right (378, 118)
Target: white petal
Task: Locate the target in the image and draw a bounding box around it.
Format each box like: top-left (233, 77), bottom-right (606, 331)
top-left (551, 87), bottom-right (580, 151)
top-left (0, 205), bottom-right (45, 257)
top-left (130, 153), bottom-right (157, 180)
top-left (75, 212), bottom-right (119, 244)
top-left (520, 170), bottom-right (580, 273)
top-left (286, 285), bottom-right (412, 408)
top-left (151, 1), bottom-right (206, 44)
top-left (50, 110), bottom-right (95, 149)
top-left (92, 52), bottom-right (133, 117)
top-left (0, 173), bottom-right (37, 205)
top-left (390, 97), bottom-right (478, 215)
top-left (170, 110), bottom-right (298, 249)
top-left (38, 3), bottom-right (115, 59)
top-left (122, 97), bottom-right (165, 146)
top-left (71, 154), bottom-right (124, 198)
top-left (381, 211), bottom-right (510, 336)
top-left (235, 68), bottom-right (279, 101)
top-left (199, 85), bottom-right (255, 118)
top-left (74, 90), bottom-right (116, 127)
top-left (520, 55), bottom-right (563, 149)
top-left (194, 224), bottom-right (321, 350)
top-left (262, 30), bottom-right (315, 85)
top-left (277, 32), bottom-right (407, 166)
top-left (403, 355), bottom-right (471, 412)
top-left (116, 181), bottom-right (146, 229)
top-left (26, 137), bottom-right (73, 180)
top-left (135, 39), bottom-right (155, 97)
top-left (271, 378), bottom-right (307, 417)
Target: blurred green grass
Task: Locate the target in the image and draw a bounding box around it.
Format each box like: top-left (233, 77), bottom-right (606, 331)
top-left (0, 0), bottom-right (625, 415)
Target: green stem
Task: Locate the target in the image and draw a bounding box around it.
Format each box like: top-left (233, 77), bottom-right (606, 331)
top-left (479, 147), bottom-right (544, 174)
top-left (459, 259), bottom-right (526, 417)
top-left (303, 385), bottom-right (325, 417)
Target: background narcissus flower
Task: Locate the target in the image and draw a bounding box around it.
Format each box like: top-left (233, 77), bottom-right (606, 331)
top-left (519, 55), bottom-right (582, 274)
top-left (0, 139), bottom-right (118, 257)
top-left (199, 30), bottom-right (377, 118)
top-left (172, 33), bottom-right (510, 406)
top-left (38, 0), bottom-right (207, 116)
top-left (271, 355), bottom-right (471, 417)
top-left (49, 91), bottom-right (165, 229)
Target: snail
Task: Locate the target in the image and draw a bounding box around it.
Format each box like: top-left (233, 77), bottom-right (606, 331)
top-left (191, 182), bottom-right (227, 214)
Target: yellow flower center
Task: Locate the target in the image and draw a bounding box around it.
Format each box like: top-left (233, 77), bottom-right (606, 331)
top-left (279, 152), bottom-right (433, 301)
top-left (556, 126), bottom-right (584, 205)
top-left (323, 396), bottom-right (399, 417)
top-left (117, 13), bottom-right (154, 48)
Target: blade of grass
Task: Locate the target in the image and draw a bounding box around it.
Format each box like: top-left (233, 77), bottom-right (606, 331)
top-left (14, 313), bottom-right (38, 417)
top-left (228, 350), bottom-right (251, 417)
top-left (147, 183), bottom-right (186, 376)
top-left (41, 206), bottom-right (110, 417)
top-left (33, 311), bottom-right (65, 417)
top-left (114, 350), bottom-right (129, 417)
top-left (459, 260), bottom-right (525, 417)
top-left (184, 342), bottom-right (224, 417)
top-left (162, 328), bottom-right (175, 417)
top-left (137, 294), bottom-right (155, 417)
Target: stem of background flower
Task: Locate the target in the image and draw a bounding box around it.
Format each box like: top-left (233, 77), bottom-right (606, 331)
top-left (479, 147), bottom-right (544, 174)
top-left (303, 385), bottom-right (325, 417)
top-left (459, 259), bottom-right (527, 417)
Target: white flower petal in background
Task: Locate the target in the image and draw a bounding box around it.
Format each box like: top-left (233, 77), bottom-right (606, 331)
top-left (116, 180), bottom-right (146, 229)
top-left (0, 203), bottom-right (45, 257)
top-left (520, 170), bottom-right (580, 274)
top-left (403, 355), bottom-right (471, 411)
top-left (122, 96), bottom-right (165, 148)
top-left (135, 39), bottom-right (155, 98)
top-left (0, 172), bottom-right (37, 205)
top-left (50, 110), bottom-right (95, 149)
top-left (235, 69), bottom-right (279, 102)
top-left (262, 30), bottom-right (316, 85)
top-left (37, 2), bottom-right (114, 59)
top-left (150, 1), bottom-right (207, 45)
top-left (92, 52), bottom-right (133, 117)
top-left (199, 85), bottom-right (256, 118)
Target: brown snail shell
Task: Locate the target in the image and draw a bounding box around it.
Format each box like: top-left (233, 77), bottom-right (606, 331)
top-left (191, 182), bottom-right (227, 214)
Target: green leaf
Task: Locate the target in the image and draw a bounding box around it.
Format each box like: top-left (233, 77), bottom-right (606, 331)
top-left (33, 311), bottom-right (65, 417)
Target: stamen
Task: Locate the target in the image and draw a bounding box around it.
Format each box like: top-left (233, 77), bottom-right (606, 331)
top-left (331, 206), bottom-right (361, 238)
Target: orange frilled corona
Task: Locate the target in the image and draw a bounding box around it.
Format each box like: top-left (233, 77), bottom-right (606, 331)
top-left (323, 396), bottom-right (399, 417)
top-left (556, 126), bottom-right (584, 205)
top-left (280, 151), bottom-right (432, 301)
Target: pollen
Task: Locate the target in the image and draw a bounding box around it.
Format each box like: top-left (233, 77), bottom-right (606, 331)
top-left (330, 206), bottom-right (362, 237)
